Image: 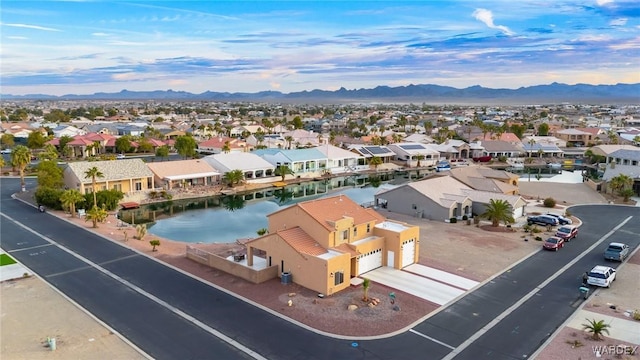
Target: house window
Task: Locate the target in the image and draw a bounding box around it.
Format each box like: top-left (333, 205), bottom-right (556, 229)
top-left (135, 181), bottom-right (142, 191)
top-left (366, 224), bottom-right (371, 233)
top-left (412, 204), bottom-right (417, 210)
top-left (353, 227), bottom-right (357, 237)
top-left (112, 183), bottom-right (122, 191)
top-left (342, 230), bottom-right (349, 241)
top-left (334, 271), bottom-right (344, 286)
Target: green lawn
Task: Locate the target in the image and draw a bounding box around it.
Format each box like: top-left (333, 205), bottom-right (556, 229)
top-left (0, 253), bottom-right (17, 266)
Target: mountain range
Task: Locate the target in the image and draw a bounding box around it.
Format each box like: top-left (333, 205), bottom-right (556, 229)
top-left (2, 82), bottom-right (639, 103)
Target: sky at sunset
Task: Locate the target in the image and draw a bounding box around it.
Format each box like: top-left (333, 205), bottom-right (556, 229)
top-left (1, 0), bottom-right (639, 96)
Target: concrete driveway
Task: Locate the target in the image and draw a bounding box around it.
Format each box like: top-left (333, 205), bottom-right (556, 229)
top-left (362, 264), bottom-right (479, 305)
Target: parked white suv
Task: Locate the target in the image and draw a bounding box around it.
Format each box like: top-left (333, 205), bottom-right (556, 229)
top-left (586, 265), bottom-right (616, 288)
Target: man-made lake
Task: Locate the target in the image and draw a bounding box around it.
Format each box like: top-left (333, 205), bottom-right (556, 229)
top-left (122, 167), bottom-right (592, 244)
top-left (120, 175), bottom-right (400, 244)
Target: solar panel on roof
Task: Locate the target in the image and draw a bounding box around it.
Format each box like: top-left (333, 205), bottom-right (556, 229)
top-left (399, 144), bottom-right (425, 150)
top-left (364, 146), bottom-right (389, 155)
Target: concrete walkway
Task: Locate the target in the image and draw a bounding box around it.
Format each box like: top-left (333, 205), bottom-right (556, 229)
top-left (0, 248), bottom-right (32, 282)
top-left (566, 309), bottom-right (640, 344)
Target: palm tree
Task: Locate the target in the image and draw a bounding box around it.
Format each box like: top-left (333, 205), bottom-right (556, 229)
top-left (481, 199), bottom-right (514, 227)
top-left (60, 189), bottom-right (85, 218)
top-left (222, 141), bottom-right (231, 154)
top-left (582, 319), bottom-right (611, 340)
top-left (284, 135), bottom-right (294, 149)
top-left (362, 278), bottom-right (371, 302)
top-left (609, 174), bottom-right (633, 193)
top-left (11, 145), bottom-right (31, 192)
top-left (609, 174), bottom-right (635, 202)
top-left (85, 205), bottom-right (108, 228)
top-left (274, 165), bottom-right (294, 182)
top-left (368, 156), bottom-right (383, 170)
top-left (84, 166), bottom-right (104, 208)
top-left (222, 169), bottom-right (244, 187)
top-left (416, 154), bottom-right (425, 167)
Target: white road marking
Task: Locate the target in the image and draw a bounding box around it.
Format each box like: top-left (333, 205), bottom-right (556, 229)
top-left (441, 216), bottom-right (633, 360)
top-left (1, 212), bottom-right (267, 360)
top-left (410, 329), bottom-right (456, 350)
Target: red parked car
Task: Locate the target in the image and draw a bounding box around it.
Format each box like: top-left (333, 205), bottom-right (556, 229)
top-left (555, 225), bottom-right (578, 241)
top-left (543, 237), bottom-right (565, 251)
top-left (472, 155), bottom-right (492, 162)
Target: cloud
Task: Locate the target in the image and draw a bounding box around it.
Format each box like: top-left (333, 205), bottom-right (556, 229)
top-left (610, 18), bottom-right (628, 26)
top-left (2, 22), bottom-right (61, 32)
top-left (472, 8), bottom-right (515, 36)
top-left (596, 0), bottom-right (614, 6)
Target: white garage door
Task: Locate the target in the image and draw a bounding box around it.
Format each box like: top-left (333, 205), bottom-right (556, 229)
top-left (513, 206), bottom-right (524, 219)
top-left (402, 239), bottom-right (416, 268)
top-left (358, 249), bottom-right (383, 275)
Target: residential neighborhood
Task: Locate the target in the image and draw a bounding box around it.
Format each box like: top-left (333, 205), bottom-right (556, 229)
top-left (1, 100), bottom-right (639, 359)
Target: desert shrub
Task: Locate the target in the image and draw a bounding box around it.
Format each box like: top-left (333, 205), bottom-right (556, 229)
top-left (498, 155), bottom-right (508, 162)
top-left (135, 224), bottom-right (147, 240)
top-left (34, 186), bottom-right (64, 210)
top-left (535, 236), bottom-right (543, 241)
top-left (633, 310), bottom-right (640, 321)
top-left (83, 189), bottom-right (124, 210)
top-left (543, 197), bottom-right (556, 208)
top-left (450, 217), bottom-right (457, 223)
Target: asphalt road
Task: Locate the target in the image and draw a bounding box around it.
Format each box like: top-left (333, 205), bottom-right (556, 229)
top-left (1, 177), bottom-right (638, 360)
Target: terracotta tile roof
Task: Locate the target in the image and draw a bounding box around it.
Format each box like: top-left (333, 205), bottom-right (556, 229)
top-left (270, 195), bottom-right (385, 231)
top-left (68, 138), bottom-right (95, 146)
top-left (199, 137), bottom-right (246, 148)
top-left (332, 243), bottom-right (359, 257)
top-left (278, 227), bottom-right (328, 256)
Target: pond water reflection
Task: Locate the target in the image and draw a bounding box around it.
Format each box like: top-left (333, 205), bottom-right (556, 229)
top-left (120, 174), bottom-right (401, 244)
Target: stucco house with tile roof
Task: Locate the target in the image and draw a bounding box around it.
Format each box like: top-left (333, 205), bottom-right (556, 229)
top-left (253, 148), bottom-right (327, 177)
top-left (386, 142), bottom-right (440, 167)
top-left (375, 175), bottom-right (526, 221)
top-left (245, 195), bottom-right (419, 295)
top-left (375, 176), bottom-right (473, 221)
top-left (63, 159), bottom-right (155, 196)
top-left (347, 145), bottom-right (396, 165)
top-left (447, 166), bottom-right (519, 194)
top-left (554, 128), bottom-right (598, 146)
top-left (147, 159), bottom-right (221, 189)
top-left (197, 137), bottom-right (250, 154)
top-left (314, 144), bottom-right (367, 173)
top-left (202, 152), bottom-right (275, 180)
top-left (477, 140), bottom-right (523, 158)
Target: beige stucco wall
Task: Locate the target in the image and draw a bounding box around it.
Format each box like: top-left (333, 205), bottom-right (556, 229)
top-left (268, 208), bottom-right (333, 248)
top-left (374, 223), bottom-right (420, 269)
top-left (248, 233), bottom-right (351, 295)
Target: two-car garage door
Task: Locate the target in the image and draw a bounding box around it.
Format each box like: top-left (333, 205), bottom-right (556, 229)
top-left (358, 249), bottom-right (382, 275)
top-left (358, 239), bottom-right (416, 275)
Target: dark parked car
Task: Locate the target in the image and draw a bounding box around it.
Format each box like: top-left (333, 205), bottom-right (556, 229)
top-left (527, 215), bottom-right (559, 226)
top-left (545, 213), bottom-right (572, 225)
top-left (543, 237), bottom-right (565, 251)
top-left (555, 225), bottom-right (578, 241)
top-left (604, 242), bottom-right (630, 261)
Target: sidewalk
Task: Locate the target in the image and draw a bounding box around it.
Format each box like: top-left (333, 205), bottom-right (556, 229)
top-left (0, 248), bottom-right (32, 282)
top-left (566, 309), bottom-right (640, 344)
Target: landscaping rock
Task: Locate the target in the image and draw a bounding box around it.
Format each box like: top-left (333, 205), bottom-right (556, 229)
top-left (347, 304), bottom-right (358, 311)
